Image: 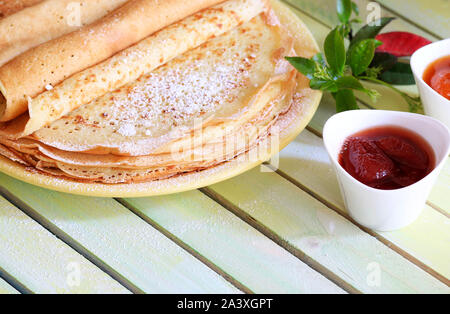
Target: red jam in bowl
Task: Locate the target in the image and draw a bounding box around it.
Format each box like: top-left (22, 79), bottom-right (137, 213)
top-left (339, 126), bottom-right (436, 190)
top-left (423, 55), bottom-right (450, 100)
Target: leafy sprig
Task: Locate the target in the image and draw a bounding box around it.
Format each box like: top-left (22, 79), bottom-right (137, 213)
top-left (286, 0), bottom-right (422, 112)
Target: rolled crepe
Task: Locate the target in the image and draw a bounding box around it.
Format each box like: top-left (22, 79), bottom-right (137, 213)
top-left (24, 0), bottom-right (268, 135)
top-left (0, 0), bottom-right (43, 18)
top-left (0, 0), bottom-right (224, 122)
top-left (0, 0), bottom-right (130, 67)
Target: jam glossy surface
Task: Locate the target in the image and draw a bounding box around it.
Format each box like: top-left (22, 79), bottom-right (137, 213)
top-left (423, 55), bottom-right (450, 100)
top-left (339, 126), bottom-right (435, 190)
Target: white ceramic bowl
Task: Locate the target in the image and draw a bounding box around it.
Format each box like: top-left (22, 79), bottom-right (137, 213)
top-left (411, 38), bottom-right (450, 129)
top-left (323, 110), bottom-right (450, 232)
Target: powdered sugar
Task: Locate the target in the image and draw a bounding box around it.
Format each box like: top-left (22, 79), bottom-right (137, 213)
top-left (117, 123), bottom-right (137, 137)
top-left (33, 15), bottom-right (275, 156)
top-left (110, 58), bottom-right (246, 132)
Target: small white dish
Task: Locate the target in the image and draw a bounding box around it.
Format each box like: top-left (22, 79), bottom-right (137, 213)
top-left (411, 38), bottom-right (450, 129)
top-left (323, 110), bottom-right (450, 232)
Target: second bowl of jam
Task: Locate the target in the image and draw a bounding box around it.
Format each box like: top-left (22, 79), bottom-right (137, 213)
top-left (339, 125), bottom-right (436, 190)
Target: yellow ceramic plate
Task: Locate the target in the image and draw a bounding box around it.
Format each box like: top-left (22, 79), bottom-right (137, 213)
top-left (0, 0), bottom-right (322, 197)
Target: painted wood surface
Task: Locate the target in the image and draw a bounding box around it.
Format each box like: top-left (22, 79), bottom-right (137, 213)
top-left (0, 277), bottom-right (19, 294)
top-left (0, 196), bottom-right (129, 294)
top-left (277, 129), bottom-right (450, 280)
top-left (277, 3), bottom-right (450, 279)
top-left (122, 191), bottom-right (345, 294)
top-left (206, 166), bottom-right (449, 293)
top-left (285, 0), bottom-right (438, 40)
top-left (0, 175), bottom-right (239, 294)
top-left (429, 160), bottom-right (450, 215)
top-left (285, 2), bottom-right (449, 212)
top-left (0, 0), bottom-right (447, 294)
top-left (376, 0), bottom-right (449, 39)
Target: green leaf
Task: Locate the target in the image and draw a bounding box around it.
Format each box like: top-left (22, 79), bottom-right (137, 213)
top-left (336, 76), bottom-right (381, 101)
top-left (370, 52), bottom-right (398, 73)
top-left (350, 18), bottom-right (362, 24)
top-left (380, 62), bottom-right (415, 85)
top-left (348, 39), bottom-right (380, 75)
top-left (334, 89), bottom-right (359, 112)
top-left (324, 27), bottom-right (346, 75)
top-left (351, 1), bottom-right (359, 15)
top-left (313, 53), bottom-right (326, 66)
top-left (351, 17), bottom-right (396, 47)
top-left (310, 79), bottom-right (339, 93)
top-left (337, 0), bottom-right (352, 23)
top-left (335, 76), bottom-right (365, 91)
top-left (285, 57), bottom-right (316, 79)
top-left (365, 66), bottom-right (383, 79)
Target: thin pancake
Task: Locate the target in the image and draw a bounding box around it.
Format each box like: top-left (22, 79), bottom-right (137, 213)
top-left (0, 0), bottom-right (130, 67)
top-left (0, 0), bottom-right (313, 186)
top-left (0, 74), bottom-right (295, 174)
top-left (0, 0), bottom-right (43, 18)
top-left (0, 0), bottom-right (321, 196)
top-left (0, 0), bottom-right (224, 121)
top-left (23, 0), bottom-right (267, 135)
top-left (32, 14), bottom-right (294, 157)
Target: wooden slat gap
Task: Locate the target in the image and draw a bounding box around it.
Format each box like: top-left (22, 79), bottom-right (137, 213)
top-left (426, 202), bottom-right (450, 219)
top-left (115, 198), bottom-right (253, 294)
top-left (0, 267), bottom-right (30, 294)
top-left (305, 125), bottom-right (324, 138)
top-left (282, 0), bottom-right (440, 40)
top-left (281, 0), bottom-right (332, 29)
top-left (373, 0), bottom-right (443, 40)
top-left (199, 187), bottom-right (361, 294)
top-left (267, 164), bottom-right (450, 287)
top-left (0, 186), bottom-right (138, 294)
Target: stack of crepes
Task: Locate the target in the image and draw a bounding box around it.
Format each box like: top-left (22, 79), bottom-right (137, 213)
top-left (0, 0), bottom-right (304, 184)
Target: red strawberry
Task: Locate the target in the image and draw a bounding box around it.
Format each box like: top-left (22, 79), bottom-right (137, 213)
top-left (346, 138), bottom-right (395, 184)
top-left (376, 32), bottom-right (432, 57)
top-left (375, 136), bottom-right (428, 170)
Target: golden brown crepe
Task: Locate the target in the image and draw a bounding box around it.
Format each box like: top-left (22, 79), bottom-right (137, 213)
top-left (0, 0), bottom-right (43, 17)
top-left (0, 0), bottom-right (311, 185)
top-left (23, 0), bottom-right (268, 136)
top-left (0, 0), bottom-right (130, 67)
top-left (0, 0), bottom-right (224, 122)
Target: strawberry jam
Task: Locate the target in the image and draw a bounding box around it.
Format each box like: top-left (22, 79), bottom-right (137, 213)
top-left (423, 55), bottom-right (450, 100)
top-left (339, 126), bottom-right (435, 190)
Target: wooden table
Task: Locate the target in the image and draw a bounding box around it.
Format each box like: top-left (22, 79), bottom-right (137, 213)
top-left (0, 0), bottom-right (448, 294)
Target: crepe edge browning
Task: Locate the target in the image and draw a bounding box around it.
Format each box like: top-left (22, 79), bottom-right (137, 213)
top-left (0, 0), bottom-right (43, 18)
top-left (0, 0), bottom-right (267, 140)
top-left (0, 0), bottom-right (322, 190)
top-left (0, 0), bottom-right (225, 123)
top-left (0, 11), bottom-right (298, 184)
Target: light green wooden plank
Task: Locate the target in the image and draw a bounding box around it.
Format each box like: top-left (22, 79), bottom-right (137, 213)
top-left (0, 278), bottom-right (19, 294)
top-left (377, 0), bottom-right (449, 38)
top-left (309, 91), bottom-right (370, 134)
top-left (284, 0), bottom-right (438, 40)
top-left (429, 159), bottom-right (450, 215)
top-left (0, 174), bottom-right (239, 294)
top-left (207, 167), bottom-right (449, 293)
top-left (354, 83), bottom-right (421, 113)
top-left (122, 191), bottom-right (345, 294)
top-left (278, 129), bottom-right (450, 280)
top-left (291, 3), bottom-right (448, 211)
top-left (0, 196), bottom-right (129, 294)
